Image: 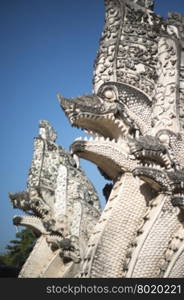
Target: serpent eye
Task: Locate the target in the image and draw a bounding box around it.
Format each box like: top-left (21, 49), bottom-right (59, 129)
top-left (103, 89), bottom-right (116, 102)
top-left (158, 134), bottom-right (170, 145)
top-left (156, 132), bottom-right (170, 146)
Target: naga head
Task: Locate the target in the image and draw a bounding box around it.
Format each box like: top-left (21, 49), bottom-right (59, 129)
top-left (167, 170), bottom-right (184, 208)
top-left (58, 82), bottom-right (127, 143)
top-left (131, 131), bottom-right (184, 209)
top-left (58, 80), bottom-right (152, 182)
top-left (59, 81), bottom-right (152, 143)
top-left (129, 134), bottom-right (172, 190)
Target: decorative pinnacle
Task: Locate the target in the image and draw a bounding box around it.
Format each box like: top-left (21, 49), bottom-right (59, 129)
top-left (133, 0), bottom-right (154, 10)
top-left (39, 120), bottom-right (57, 142)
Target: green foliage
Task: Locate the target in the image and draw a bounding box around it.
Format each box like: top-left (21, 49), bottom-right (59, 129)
top-left (0, 253), bottom-right (10, 265)
top-left (0, 228), bottom-right (36, 268)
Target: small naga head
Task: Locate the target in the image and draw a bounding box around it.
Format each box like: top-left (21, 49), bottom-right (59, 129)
top-left (167, 170), bottom-right (184, 209)
top-left (129, 135), bottom-right (172, 191)
top-left (131, 132), bottom-right (184, 210)
top-left (58, 81), bottom-right (152, 143)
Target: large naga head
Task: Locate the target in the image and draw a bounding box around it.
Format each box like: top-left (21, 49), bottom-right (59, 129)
top-left (58, 0), bottom-right (158, 146)
top-left (58, 82), bottom-right (152, 142)
top-left (58, 81), bottom-right (152, 181)
top-left (59, 0), bottom-right (184, 207)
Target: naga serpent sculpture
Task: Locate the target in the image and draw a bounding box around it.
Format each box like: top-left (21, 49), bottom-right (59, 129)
top-left (10, 0), bottom-right (184, 277)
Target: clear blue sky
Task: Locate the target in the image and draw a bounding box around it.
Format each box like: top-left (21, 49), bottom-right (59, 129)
top-left (1, 0), bottom-right (184, 253)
